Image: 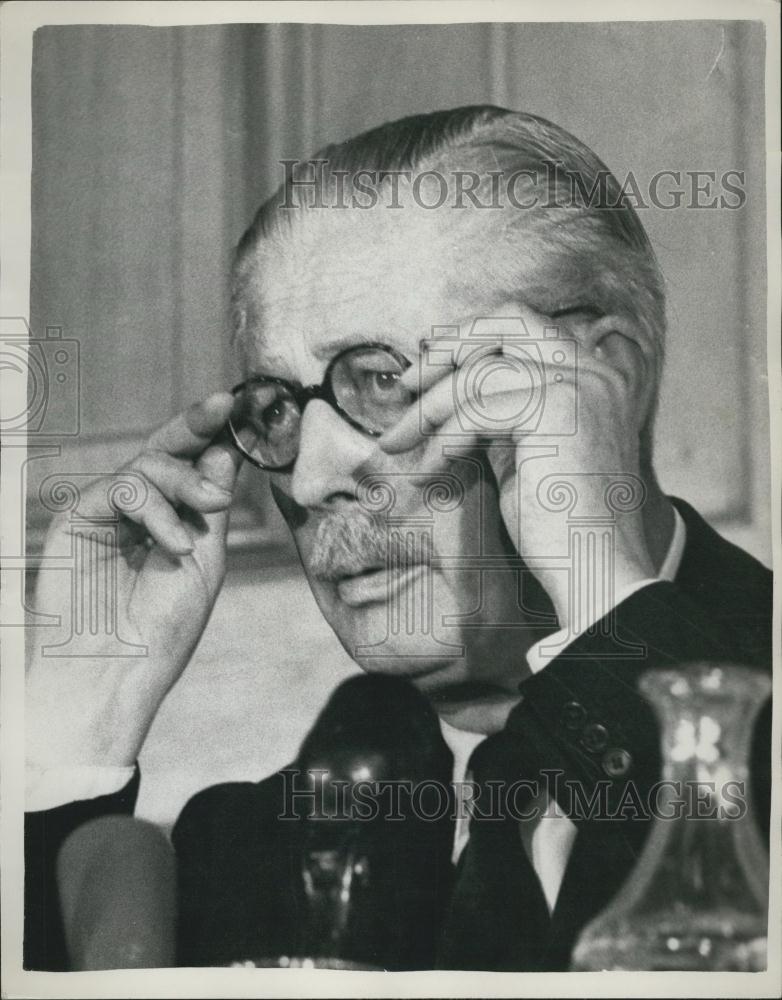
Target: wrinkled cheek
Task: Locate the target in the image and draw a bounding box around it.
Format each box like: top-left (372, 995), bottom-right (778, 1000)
top-left (269, 479), bottom-right (324, 576)
top-left (431, 565), bottom-right (483, 627)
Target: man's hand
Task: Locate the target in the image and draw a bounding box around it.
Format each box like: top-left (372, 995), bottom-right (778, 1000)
top-left (379, 310), bottom-right (656, 631)
top-left (26, 393), bottom-right (242, 770)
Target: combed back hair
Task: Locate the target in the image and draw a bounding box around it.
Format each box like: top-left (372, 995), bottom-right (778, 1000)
top-left (232, 105), bottom-right (666, 457)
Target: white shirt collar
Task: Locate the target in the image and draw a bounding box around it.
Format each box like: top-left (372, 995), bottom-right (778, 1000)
top-left (659, 505), bottom-right (687, 581)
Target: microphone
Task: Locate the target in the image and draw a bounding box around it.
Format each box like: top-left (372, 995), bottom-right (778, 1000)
top-left (289, 674), bottom-right (455, 969)
top-left (298, 673), bottom-right (453, 784)
top-left (56, 815), bottom-right (176, 969)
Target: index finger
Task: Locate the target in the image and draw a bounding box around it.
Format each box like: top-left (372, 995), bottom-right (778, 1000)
top-left (402, 306), bottom-right (558, 395)
top-left (146, 392), bottom-right (235, 457)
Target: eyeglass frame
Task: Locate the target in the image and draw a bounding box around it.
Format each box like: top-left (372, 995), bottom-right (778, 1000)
top-left (228, 341), bottom-right (413, 472)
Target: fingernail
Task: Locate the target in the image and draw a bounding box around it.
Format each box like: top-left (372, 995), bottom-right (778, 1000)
top-left (172, 536), bottom-right (194, 555)
top-left (200, 391), bottom-right (233, 416)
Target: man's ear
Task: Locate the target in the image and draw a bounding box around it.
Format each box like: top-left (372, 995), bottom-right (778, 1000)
top-left (579, 314), bottom-right (657, 425)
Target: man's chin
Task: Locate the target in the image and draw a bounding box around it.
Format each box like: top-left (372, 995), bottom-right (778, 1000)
top-left (353, 653), bottom-right (464, 689)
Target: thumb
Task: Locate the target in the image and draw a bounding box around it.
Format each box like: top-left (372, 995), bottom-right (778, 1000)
top-left (196, 432), bottom-right (244, 493)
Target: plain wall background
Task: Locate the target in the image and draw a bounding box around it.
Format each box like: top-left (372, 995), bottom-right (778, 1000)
top-left (26, 21), bottom-right (770, 827)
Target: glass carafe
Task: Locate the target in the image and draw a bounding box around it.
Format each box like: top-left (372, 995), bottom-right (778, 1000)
top-left (571, 663), bottom-right (771, 971)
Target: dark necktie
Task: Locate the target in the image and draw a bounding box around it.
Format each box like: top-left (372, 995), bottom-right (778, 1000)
top-left (436, 730), bottom-right (553, 971)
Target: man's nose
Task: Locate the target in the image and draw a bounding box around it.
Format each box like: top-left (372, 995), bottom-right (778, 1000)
top-left (290, 399), bottom-right (375, 509)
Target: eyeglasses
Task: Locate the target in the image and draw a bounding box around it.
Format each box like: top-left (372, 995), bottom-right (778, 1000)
top-left (228, 343), bottom-right (414, 471)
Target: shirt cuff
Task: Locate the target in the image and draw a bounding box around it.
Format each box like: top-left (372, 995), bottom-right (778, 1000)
top-left (26, 765), bottom-right (137, 812)
top-left (526, 578), bottom-right (660, 675)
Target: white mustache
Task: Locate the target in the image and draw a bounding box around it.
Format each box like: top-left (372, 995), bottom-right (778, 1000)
top-left (309, 511), bottom-right (429, 582)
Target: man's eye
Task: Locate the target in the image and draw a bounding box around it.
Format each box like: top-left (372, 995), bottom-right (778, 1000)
top-left (263, 399), bottom-right (302, 436)
top-left (249, 391), bottom-right (298, 431)
top-left (360, 369), bottom-right (406, 403)
top-left (367, 370), bottom-right (400, 392)
top-left (332, 348), bottom-right (412, 426)
top-left (264, 400), bottom-right (287, 425)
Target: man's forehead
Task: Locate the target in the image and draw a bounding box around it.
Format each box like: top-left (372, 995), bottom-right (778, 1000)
top-left (238, 198), bottom-right (578, 377)
top-left (242, 204), bottom-right (517, 372)
top-left (264, 205), bottom-right (465, 299)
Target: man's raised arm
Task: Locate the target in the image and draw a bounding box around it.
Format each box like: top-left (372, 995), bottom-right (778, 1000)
top-left (24, 392), bottom-right (242, 968)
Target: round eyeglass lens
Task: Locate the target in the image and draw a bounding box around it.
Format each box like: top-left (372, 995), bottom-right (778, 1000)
top-left (230, 380), bottom-right (301, 469)
top-left (330, 346), bottom-right (413, 434)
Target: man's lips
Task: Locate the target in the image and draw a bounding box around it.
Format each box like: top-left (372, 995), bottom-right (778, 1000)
top-left (335, 564), bottom-right (428, 608)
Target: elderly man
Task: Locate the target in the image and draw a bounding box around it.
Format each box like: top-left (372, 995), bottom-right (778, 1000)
top-left (25, 106), bottom-right (771, 971)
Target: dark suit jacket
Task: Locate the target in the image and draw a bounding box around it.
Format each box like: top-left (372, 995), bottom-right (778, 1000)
top-left (24, 498), bottom-right (772, 970)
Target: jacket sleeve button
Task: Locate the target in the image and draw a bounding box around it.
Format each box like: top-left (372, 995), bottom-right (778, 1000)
top-left (581, 723), bottom-right (609, 753)
top-left (561, 701), bottom-right (587, 730)
top-left (601, 748), bottom-right (632, 777)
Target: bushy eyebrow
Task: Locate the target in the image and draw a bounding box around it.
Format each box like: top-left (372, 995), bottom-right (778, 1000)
top-left (311, 331), bottom-right (411, 361)
top-left (298, 306), bottom-right (603, 370)
top-left (548, 305), bottom-right (604, 320)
